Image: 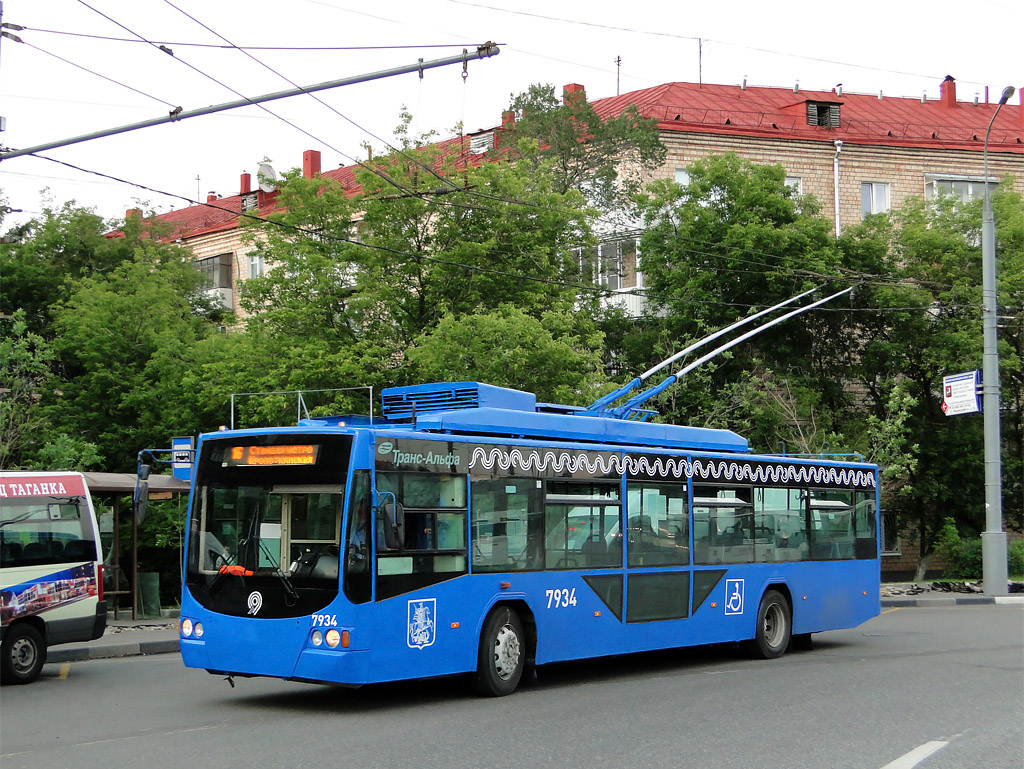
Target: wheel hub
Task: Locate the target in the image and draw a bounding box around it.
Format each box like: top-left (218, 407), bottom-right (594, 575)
top-left (10, 637), bottom-right (38, 673)
top-left (493, 623), bottom-right (521, 680)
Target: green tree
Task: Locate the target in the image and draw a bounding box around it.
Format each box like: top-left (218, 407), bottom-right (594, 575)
top-left (39, 234), bottom-right (220, 470)
top-left (240, 115), bottom-right (598, 401)
top-left (630, 153), bottom-right (850, 445)
top-left (504, 83), bottom-right (666, 220)
top-left (0, 201), bottom-right (140, 336)
top-left (1, 311), bottom-right (56, 468)
top-left (408, 306), bottom-right (605, 404)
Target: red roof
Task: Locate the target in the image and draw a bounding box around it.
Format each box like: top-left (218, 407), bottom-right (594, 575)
top-left (131, 79), bottom-right (1022, 242)
top-left (128, 133), bottom-right (482, 242)
top-left (591, 81), bottom-right (1024, 151)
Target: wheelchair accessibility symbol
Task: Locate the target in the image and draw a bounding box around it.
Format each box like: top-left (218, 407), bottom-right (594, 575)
top-left (724, 579), bottom-right (744, 615)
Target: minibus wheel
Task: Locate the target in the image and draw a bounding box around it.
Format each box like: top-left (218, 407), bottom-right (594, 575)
top-left (1, 623), bottom-right (46, 685)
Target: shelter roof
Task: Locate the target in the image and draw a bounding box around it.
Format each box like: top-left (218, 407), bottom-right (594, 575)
top-left (82, 472), bottom-right (190, 496)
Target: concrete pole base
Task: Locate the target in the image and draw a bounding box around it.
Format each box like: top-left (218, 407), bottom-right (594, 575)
top-left (982, 531), bottom-right (1009, 597)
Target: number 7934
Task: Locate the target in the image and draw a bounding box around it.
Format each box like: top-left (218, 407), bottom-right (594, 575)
top-left (545, 588), bottom-right (577, 609)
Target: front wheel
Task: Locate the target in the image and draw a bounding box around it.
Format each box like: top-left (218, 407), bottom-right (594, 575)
top-left (741, 589), bottom-right (791, 660)
top-left (1, 623), bottom-right (47, 685)
top-left (471, 606), bottom-right (525, 696)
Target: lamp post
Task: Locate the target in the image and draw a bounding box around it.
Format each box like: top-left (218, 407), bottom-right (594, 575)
top-left (980, 84), bottom-right (1014, 597)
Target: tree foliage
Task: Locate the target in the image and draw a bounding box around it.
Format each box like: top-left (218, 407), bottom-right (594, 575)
top-left (504, 83), bottom-right (666, 224)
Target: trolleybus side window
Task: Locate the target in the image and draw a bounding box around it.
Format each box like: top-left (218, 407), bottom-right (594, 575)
top-left (853, 491), bottom-right (877, 559)
top-left (625, 482), bottom-right (689, 567)
top-left (808, 490), bottom-right (856, 560)
top-left (470, 477), bottom-right (543, 572)
top-left (544, 481), bottom-right (620, 570)
top-left (693, 485), bottom-right (754, 565)
top-left (754, 487), bottom-right (809, 562)
top-left (374, 472), bottom-right (468, 601)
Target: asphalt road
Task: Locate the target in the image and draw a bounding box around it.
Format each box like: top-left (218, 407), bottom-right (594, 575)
top-left (2, 606), bottom-right (1021, 769)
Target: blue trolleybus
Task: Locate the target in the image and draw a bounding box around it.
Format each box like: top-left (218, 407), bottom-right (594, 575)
top-left (179, 380), bottom-right (880, 695)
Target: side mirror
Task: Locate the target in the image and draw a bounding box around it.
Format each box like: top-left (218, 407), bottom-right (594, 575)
top-left (376, 496), bottom-right (405, 550)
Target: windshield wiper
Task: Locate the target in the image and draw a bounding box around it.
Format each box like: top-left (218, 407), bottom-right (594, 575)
top-left (255, 536), bottom-right (300, 605)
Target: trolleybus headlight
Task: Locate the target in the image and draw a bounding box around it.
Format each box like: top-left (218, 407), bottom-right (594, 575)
top-left (194, 622), bottom-right (204, 638)
top-left (181, 618), bottom-right (193, 637)
top-left (325, 629), bottom-right (341, 648)
top-left (312, 630), bottom-right (323, 647)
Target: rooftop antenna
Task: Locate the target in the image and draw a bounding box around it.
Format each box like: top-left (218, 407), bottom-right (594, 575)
top-left (588, 285), bottom-right (855, 419)
top-left (615, 55), bottom-right (622, 96)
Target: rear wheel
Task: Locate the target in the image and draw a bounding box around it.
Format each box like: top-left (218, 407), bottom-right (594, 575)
top-left (471, 606), bottom-right (525, 696)
top-left (741, 590), bottom-right (791, 659)
top-left (1, 624), bottom-right (46, 685)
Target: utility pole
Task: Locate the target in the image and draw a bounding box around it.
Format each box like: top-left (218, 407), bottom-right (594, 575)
top-left (980, 84), bottom-right (1014, 597)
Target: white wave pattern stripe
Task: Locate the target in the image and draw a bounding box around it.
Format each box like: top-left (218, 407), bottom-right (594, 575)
top-left (468, 447), bottom-right (875, 488)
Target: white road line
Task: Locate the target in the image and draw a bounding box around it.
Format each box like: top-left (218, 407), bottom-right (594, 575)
top-left (881, 740), bottom-right (949, 769)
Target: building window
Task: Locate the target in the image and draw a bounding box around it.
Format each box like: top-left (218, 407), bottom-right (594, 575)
top-left (861, 182), bottom-right (890, 217)
top-left (196, 253), bottom-right (232, 290)
top-left (806, 102), bottom-right (840, 128)
top-left (469, 132), bottom-right (494, 155)
top-left (674, 169), bottom-right (690, 186)
top-left (924, 175), bottom-right (996, 203)
top-left (580, 237), bottom-right (640, 291)
top-left (785, 176), bottom-right (803, 194)
top-left (248, 254), bottom-right (264, 280)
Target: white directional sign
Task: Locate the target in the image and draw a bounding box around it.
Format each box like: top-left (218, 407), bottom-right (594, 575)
top-left (941, 370), bottom-right (982, 416)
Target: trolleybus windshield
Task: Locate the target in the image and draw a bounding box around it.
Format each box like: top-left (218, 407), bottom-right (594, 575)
top-left (185, 434), bottom-right (352, 618)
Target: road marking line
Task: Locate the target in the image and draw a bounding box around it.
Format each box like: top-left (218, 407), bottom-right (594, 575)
top-left (881, 607), bottom-right (901, 614)
top-left (57, 663), bottom-right (71, 679)
top-left (881, 740), bottom-right (949, 769)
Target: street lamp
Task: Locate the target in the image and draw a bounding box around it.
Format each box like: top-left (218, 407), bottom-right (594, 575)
top-left (980, 84), bottom-right (1014, 597)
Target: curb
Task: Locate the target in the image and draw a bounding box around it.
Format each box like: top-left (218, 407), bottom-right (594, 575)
top-left (48, 639), bottom-right (180, 664)
top-left (881, 595), bottom-right (1024, 607)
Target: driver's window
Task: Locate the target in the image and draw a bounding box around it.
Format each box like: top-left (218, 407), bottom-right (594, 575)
top-left (343, 471), bottom-right (372, 603)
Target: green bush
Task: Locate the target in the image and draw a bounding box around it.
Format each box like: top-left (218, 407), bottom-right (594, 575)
top-left (935, 518), bottom-right (983, 580)
top-left (1009, 539), bottom-right (1024, 578)
top-left (937, 518), bottom-right (1023, 580)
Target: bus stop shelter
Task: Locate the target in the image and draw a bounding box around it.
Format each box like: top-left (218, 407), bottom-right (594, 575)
top-left (81, 472), bottom-right (190, 620)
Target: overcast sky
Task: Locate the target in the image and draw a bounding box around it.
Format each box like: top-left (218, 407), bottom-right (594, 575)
top-left (1, 0), bottom-right (1020, 229)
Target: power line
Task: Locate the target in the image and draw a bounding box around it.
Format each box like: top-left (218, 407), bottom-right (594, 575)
top-left (443, 0), bottom-right (983, 89)
top-left (10, 37), bottom-right (178, 109)
top-left (19, 26), bottom-right (477, 50)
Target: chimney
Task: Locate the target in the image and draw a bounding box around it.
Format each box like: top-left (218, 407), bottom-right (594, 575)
top-left (940, 75), bottom-right (957, 108)
top-left (207, 192), bottom-right (218, 203)
top-left (240, 172), bottom-right (251, 194)
top-left (562, 83), bottom-right (586, 106)
top-left (303, 149), bottom-right (321, 179)
top-left (125, 208), bottom-right (142, 222)
top-left (495, 110), bottom-right (517, 150)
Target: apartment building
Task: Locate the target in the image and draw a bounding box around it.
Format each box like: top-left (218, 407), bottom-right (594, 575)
top-left (137, 75), bottom-right (1023, 318)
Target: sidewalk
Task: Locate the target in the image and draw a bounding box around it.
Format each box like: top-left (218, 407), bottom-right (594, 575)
top-left (880, 581), bottom-right (1024, 608)
top-left (46, 585), bottom-right (1024, 665)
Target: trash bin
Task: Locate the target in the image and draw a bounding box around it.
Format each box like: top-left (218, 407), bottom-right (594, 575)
top-left (136, 572), bottom-right (161, 619)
